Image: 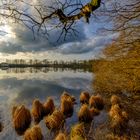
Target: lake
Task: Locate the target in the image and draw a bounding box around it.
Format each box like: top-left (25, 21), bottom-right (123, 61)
top-left (0, 68), bottom-right (106, 140)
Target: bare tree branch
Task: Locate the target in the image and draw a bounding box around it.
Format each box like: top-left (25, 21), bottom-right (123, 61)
top-left (0, 0), bottom-right (101, 41)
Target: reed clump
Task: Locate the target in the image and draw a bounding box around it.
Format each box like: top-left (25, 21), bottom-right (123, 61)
top-left (12, 105), bottom-right (31, 135)
top-left (60, 98), bottom-right (74, 119)
top-left (10, 90), bottom-right (138, 139)
top-left (55, 132), bottom-right (67, 140)
top-left (70, 123), bottom-right (86, 140)
top-left (109, 104), bottom-right (122, 118)
top-left (43, 97), bottom-right (55, 116)
top-left (90, 107), bottom-right (100, 116)
top-left (80, 91), bottom-right (90, 104)
top-left (23, 125), bottom-right (43, 140)
top-left (61, 91), bottom-right (76, 104)
top-left (110, 110), bottom-right (128, 132)
top-left (31, 99), bottom-right (44, 124)
top-left (89, 95), bottom-right (104, 110)
top-left (110, 95), bottom-right (121, 106)
top-left (109, 96), bottom-right (129, 134)
top-left (78, 104), bottom-right (93, 123)
top-left (45, 109), bottom-right (65, 130)
top-left (60, 92), bottom-right (76, 118)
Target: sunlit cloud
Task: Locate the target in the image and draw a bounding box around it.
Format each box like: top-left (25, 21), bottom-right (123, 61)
top-left (0, 0), bottom-right (114, 61)
top-left (0, 25), bottom-right (16, 41)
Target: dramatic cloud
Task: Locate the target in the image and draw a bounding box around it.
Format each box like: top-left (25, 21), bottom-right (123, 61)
top-left (0, 1), bottom-right (115, 61)
top-left (56, 34), bottom-right (117, 54)
top-left (0, 22), bottom-right (86, 55)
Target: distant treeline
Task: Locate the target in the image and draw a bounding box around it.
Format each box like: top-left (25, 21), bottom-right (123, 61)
top-left (0, 59), bottom-right (98, 72)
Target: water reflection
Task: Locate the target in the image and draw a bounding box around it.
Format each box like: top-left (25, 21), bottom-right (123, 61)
top-left (0, 68), bottom-right (94, 140)
top-left (4, 67), bottom-right (91, 74)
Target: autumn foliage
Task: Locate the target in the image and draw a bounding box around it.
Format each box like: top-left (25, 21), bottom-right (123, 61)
top-left (93, 38), bottom-right (140, 95)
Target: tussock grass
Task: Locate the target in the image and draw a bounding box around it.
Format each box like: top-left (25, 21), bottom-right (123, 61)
top-left (60, 92), bottom-right (76, 119)
top-left (55, 132), bottom-right (67, 140)
top-left (45, 109), bottom-right (65, 130)
top-left (43, 97), bottom-right (55, 116)
top-left (12, 105), bottom-right (31, 135)
top-left (70, 123), bottom-right (86, 140)
top-left (78, 104), bottom-right (93, 123)
top-left (80, 91), bottom-right (90, 104)
top-left (9, 90), bottom-right (139, 139)
top-left (89, 95), bottom-right (104, 110)
top-left (31, 99), bottom-right (44, 124)
top-left (61, 91), bottom-right (76, 104)
top-left (23, 125), bottom-right (43, 140)
top-left (60, 98), bottom-right (74, 119)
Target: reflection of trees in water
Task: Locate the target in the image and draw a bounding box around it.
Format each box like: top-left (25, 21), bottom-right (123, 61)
top-left (5, 67), bottom-right (91, 73)
top-left (1, 59), bottom-right (93, 72)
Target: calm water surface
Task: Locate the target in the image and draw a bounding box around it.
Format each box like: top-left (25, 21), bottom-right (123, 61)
top-left (0, 68), bottom-right (106, 140)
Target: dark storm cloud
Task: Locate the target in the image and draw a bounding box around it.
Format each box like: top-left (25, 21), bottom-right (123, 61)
top-left (0, 42), bottom-right (20, 54)
top-left (56, 34), bottom-right (117, 54)
top-left (0, 41), bottom-right (51, 54)
top-left (0, 22), bottom-right (86, 54)
top-left (0, 0), bottom-right (115, 58)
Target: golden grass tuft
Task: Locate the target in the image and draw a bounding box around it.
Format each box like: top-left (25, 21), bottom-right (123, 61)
top-left (70, 123), bottom-right (86, 140)
top-left (31, 99), bottom-right (44, 124)
top-left (12, 106), bottom-right (18, 117)
top-left (45, 109), bottom-right (65, 130)
top-left (109, 104), bottom-right (122, 118)
top-left (110, 114), bottom-right (125, 131)
top-left (89, 95), bottom-right (104, 110)
top-left (90, 107), bottom-right (100, 116)
top-left (109, 105), bottom-right (129, 133)
top-left (60, 97), bottom-right (74, 118)
top-left (78, 104), bottom-right (93, 123)
top-left (80, 91), bottom-right (90, 104)
top-left (12, 105), bottom-right (31, 135)
top-left (23, 125), bottom-right (43, 140)
top-left (110, 95), bottom-right (121, 106)
top-left (60, 92), bottom-right (76, 119)
top-left (61, 91), bottom-right (76, 104)
top-left (43, 97), bottom-right (55, 116)
top-left (55, 132), bottom-right (67, 140)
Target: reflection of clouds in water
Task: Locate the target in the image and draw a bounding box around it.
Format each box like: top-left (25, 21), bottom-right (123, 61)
top-left (14, 77), bottom-right (92, 105)
top-left (0, 70), bottom-right (92, 81)
top-left (0, 76), bottom-right (92, 105)
top-left (56, 77), bottom-right (92, 91)
top-left (0, 100), bottom-right (19, 140)
top-left (0, 71), bottom-right (93, 140)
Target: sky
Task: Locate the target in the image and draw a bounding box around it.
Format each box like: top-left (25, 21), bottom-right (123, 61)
top-left (0, 0), bottom-right (116, 62)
